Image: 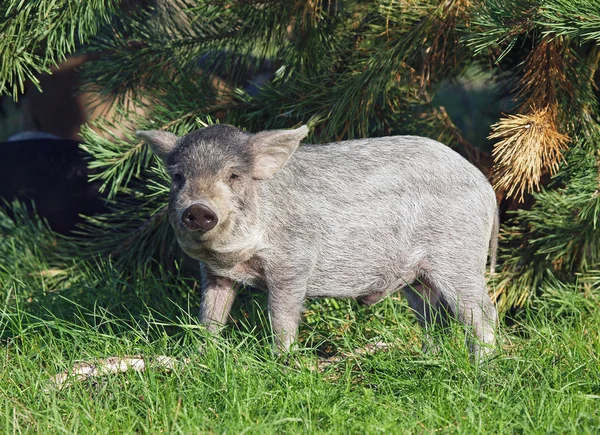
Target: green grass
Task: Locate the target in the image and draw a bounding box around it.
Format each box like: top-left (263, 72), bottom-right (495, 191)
top-left (1, 211), bottom-right (599, 433)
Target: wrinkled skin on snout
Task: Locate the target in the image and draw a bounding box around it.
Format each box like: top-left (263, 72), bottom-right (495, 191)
top-left (138, 124), bottom-right (500, 361)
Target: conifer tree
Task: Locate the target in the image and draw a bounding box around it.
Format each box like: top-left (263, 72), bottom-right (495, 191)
top-left (2, 0), bottom-right (600, 312)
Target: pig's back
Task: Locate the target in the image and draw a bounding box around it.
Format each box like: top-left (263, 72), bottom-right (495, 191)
top-left (260, 135), bottom-right (496, 299)
top-left (272, 135), bottom-right (492, 203)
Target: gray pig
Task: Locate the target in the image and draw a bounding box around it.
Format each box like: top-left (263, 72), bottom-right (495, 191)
top-left (138, 124), bottom-right (499, 359)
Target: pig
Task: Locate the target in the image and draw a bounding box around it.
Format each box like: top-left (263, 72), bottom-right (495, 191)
top-left (137, 124), bottom-right (499, 359)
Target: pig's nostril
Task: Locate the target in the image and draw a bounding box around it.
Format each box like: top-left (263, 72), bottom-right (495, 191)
top-left (181, 204), bottom-right (218, 232)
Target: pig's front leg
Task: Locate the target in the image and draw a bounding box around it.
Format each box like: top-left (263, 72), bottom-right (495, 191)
top-left (267, 283), bottom-right (305, 352)
top-left (199, 273), bottom-right (237, 334)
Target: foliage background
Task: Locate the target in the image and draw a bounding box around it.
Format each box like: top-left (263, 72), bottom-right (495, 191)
top-left (2, 1), bottom-right (600, 432)
top-left (1, 0), bottom-right (600, 312)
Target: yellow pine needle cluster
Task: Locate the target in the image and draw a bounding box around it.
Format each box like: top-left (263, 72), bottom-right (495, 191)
top-left (489, 37), bottom-right (575, 202)
top-left (490, 107), bottom-right (570, 201)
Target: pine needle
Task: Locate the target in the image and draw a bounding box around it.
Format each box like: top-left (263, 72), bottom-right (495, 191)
top-left (516, 37), bottom-right (574, 113)
top-left (490, 107), bottom-right (570, 201)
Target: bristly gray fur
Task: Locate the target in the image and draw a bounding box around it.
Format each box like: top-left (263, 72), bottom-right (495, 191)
top-left (139, 125), bottom-right (500, 360)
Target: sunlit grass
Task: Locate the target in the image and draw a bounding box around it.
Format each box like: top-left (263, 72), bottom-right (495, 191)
top-left (1, 210), bottom-right (599, 433)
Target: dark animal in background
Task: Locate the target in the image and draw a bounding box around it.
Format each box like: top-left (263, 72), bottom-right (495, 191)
top-left (0, 138), bottom-right (106, 234)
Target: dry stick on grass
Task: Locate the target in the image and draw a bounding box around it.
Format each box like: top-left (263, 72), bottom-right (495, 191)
top-left (48, 342), bottom-right (396, 389)
top-left (48, 355), bottom-right (192, 391)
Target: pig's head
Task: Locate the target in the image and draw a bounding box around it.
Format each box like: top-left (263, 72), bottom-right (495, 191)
top-left (137, 124), bottom-right (309, 258)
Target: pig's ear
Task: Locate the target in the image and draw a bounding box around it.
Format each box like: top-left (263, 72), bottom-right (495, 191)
top-left (250, 125), bottom-right (309, 179)
top-left (136, 130), bottom-right (178, 161)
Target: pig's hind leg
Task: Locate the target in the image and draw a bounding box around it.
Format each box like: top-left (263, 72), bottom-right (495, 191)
top-left (454, 275), bottom-right (497, 361)
top-left (401, 278), bottom-right (452, 353)
top-left (425, 268), bottom-right (498, 361)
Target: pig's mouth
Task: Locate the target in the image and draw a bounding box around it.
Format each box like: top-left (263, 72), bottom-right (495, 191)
top-left (173, 218), bottom-right (226, 252)
top-left (175, 227), bottom-right (212, 246)
top-left (177, 240), bottom-right (205, 259)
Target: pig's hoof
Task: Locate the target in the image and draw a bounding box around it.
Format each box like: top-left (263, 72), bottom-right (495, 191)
top-left (469, 342), bottom-right (497, 365)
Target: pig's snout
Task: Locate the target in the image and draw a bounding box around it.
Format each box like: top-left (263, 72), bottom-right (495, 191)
top-left (181, 203), bottom-right (218, 232)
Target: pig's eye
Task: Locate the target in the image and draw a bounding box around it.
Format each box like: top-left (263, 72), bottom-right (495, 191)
top-left (172, 173), bottom-right (184, 186)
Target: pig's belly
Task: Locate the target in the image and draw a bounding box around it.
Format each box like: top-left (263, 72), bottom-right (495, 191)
top-left (303, 221), bottom-right (420, 299)
top-left (304, 258), bottom-right (417, 299)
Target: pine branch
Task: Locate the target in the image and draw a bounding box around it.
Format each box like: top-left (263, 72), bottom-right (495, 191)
top-left (539, 0), bottom-right (600, 43)
top-left (490, 108), bottom-right (570, 201)
top-left (467, 0), bottom-right (538, 61)
top-left (494, 138), bottom-right (600, 311)
top-left (0, 0), bottom-right (121, 99)
top-left (6, 0), bottom-right (597, 312)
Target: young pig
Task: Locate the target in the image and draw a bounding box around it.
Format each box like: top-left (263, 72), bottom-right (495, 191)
top-left (138, 125), bottom-right (499, 359)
